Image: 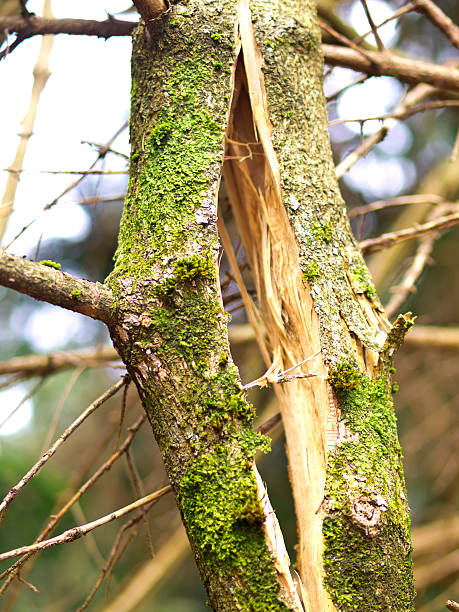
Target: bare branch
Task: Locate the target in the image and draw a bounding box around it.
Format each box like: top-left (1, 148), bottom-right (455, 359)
top-left (0, 345), bottom-right (119, 376)
top-left (404, 325), bottom-right (459, 349)
top-left (0, 486), bottom-right (172, 563)
top-left (0, 415), bottom-right (145, 592)
top-left (348, 194), bottom-right (444, 218)
top-left (0, 249), bottom-right (114, 324)
top-left (132, 0), bottom-right (168, 36)
top-left (413, 0), bottom-right (459, 51)
top-left (323, 44), bottom-right (459, 92)
top-left (0, 377), bottom-right (128, 523)
top-left (359, 210), bottom-right (459, 253)
top-left (0, 15), bottom-right (135, 40)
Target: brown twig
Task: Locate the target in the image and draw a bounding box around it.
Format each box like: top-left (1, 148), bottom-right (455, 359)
top-left (329, 99), bottom-right (459, 127)
top-left (76, 500), bottom-right (157, 612)
top-left (446, 600), bottom-right (459, 611)
top-left (359, 210), bottom-right (459, 253)
top-left (413, 0), bottom-right (459, 51)
top-left (0, 486), bottom-right (172, 563)
top-left (0, 250), bottom-right (114, 324)
top-left (0, 415), bottom-right (145, 594)
top-left (348, 194), bottom-right (444, 218)
top-left (323, 44), bottom-right (459, 92)
top-left (0, 16), bottom-right (135, 57)
top-left (0, 377), bottom-right (128, 523)
top-left (6, 120), bottom-right (128, 249)
top-left (359, 0), bottom-right (385, 51)
top-left (0, 345), bottom-right (120, 376)
top-left (385, 235), bottom-right (435, 319)
top-left (335, 83), bottom-right (436, 179)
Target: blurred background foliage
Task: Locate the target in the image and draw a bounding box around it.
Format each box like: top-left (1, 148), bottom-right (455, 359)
top-left (0, 0), bottom-right (458, 610)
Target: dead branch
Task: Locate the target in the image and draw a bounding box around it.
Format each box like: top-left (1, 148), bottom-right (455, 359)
top-left (0, 345), bottom-right (120, 376)
top-left (404, 325), bottom-right (459, 349)
top-left (413, 0), bottom-right (459, 51)
top-left (323, 44), bottom-right (459, 92)
top-left (0, 486), bottom-right (172, 563)
top-left (0, 250), bottom-right (114, 324)
top-left (0, 0), bottom-right (54, 240)
top-left (0, 415), bottom-right (145, 593)
top-left (446, 601), bottom-right (459, 611)
top-left (0, 15), bottom-right (135, 40)
top-left (348, 194), bottom-right (444, 218)
top-left (359, 210), bottom-right (459, 253)
top-left (0, 378), bottom-right (128, 523)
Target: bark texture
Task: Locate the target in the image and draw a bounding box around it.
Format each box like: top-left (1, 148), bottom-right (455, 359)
top-left (221, 1), bottom-right (415, 610)
top-left (105, 3), bottom-right (301, 610)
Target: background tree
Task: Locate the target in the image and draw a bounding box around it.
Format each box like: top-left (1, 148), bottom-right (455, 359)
top-left (0, 0), bottom-right (458, 610)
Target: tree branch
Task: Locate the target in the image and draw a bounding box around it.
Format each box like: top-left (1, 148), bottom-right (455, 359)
top-left (323, 44), bottom-right (459, 92)
top-left (0, 249), bottom-right (114, 324)
top-left (359, 210), bottom-right (459, 253)
top-left (131, 0), bottom-right (168, 36)
top-left (413, 0), bottom-right (459, 51)
top-left (0, 15), bottom-right (136, 39)
top-left (0, 485), bottom-right (172, 563)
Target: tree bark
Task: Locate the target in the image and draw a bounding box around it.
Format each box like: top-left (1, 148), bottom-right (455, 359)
top-left (105, 2), bottom-right (301, 610)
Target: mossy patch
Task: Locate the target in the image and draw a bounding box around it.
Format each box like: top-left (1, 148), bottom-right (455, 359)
top-left (303, 262), bottom-right (321, 284)
top-left (179, 431), bottom-right (292, 610)
top-left (108, 53), bottom-right (224, 283)
top-left (39, 260), bottom-right (61, 270)
top-left (350, 263), bottom-right (377, 299)
top-left (323, 373), bottom-right (415, 610)
top-left (328, 361), bottom-right (361, 393)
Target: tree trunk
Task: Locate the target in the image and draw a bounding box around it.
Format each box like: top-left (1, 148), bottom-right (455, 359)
top-left (105, 1), bottom-right (301, 610)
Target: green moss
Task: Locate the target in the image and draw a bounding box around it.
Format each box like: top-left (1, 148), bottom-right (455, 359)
top-left (210, 32), bottom-right (222, 41)
top-left (108, 53), bottom-right (224, 283)
top-left (39, 260), bottom-right (61, 270)
top-left (71, 290), bottom-right (82, 298)
top-left (213, 60), bottom-right (223, 69)
top-left (350, 264), bottom-right (377, 299)
top-left (328, 361), bottom-right (361, 393)
top-left (312, 221), bottom-right (332, 243)
top-left (303, 262), bottom-right (321, 284)
top-left (179, 432), bottom-right (292, 610)
top-left (149, 121), bottom-right (172, 148)
top-left (323, 374), bottom-right (415, 610)
top-left (173, 254), bottom-right (213, 281)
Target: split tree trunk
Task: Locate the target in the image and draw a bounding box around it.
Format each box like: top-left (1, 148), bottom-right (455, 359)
top-left (107, 0), bottom-right (415, 609)
top-left (0, 0), bottom-right (416, 609)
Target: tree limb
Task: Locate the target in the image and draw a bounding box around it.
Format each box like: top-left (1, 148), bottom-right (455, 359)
top-left (359, 210), bottom-right (459, 253)
top-left (0, 249), bottom-right (114, 324)
top-left (323, 44), bottom-right (459, 92)
top-left (0, 15), bottom-right (136, 39)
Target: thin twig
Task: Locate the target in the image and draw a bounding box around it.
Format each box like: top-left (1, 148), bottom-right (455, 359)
top-left (335, 84), bottom-right (435, 180)
top-left (125, 449), bottom-right (155, 558)
top-left (348, 194), bottom-right (444, 218)
top-left (0, 487), bottom-right (172, 563)
top-left (359, 0), bottom-right (385, 51)
top-left (329, 99), bottom-right (459, 127)
top-left (385, 234), bottom-right (435, 319)
top-left (0, 377), bottom-right (128, 524)
top-left (359, 210), bottom-right (459, 253)
top-left (0, 345), bottom-right (120, 376)
top-left (0, 0), bottom-right (54, 241)
top-left (0, 415), bottom-right (145, 595)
